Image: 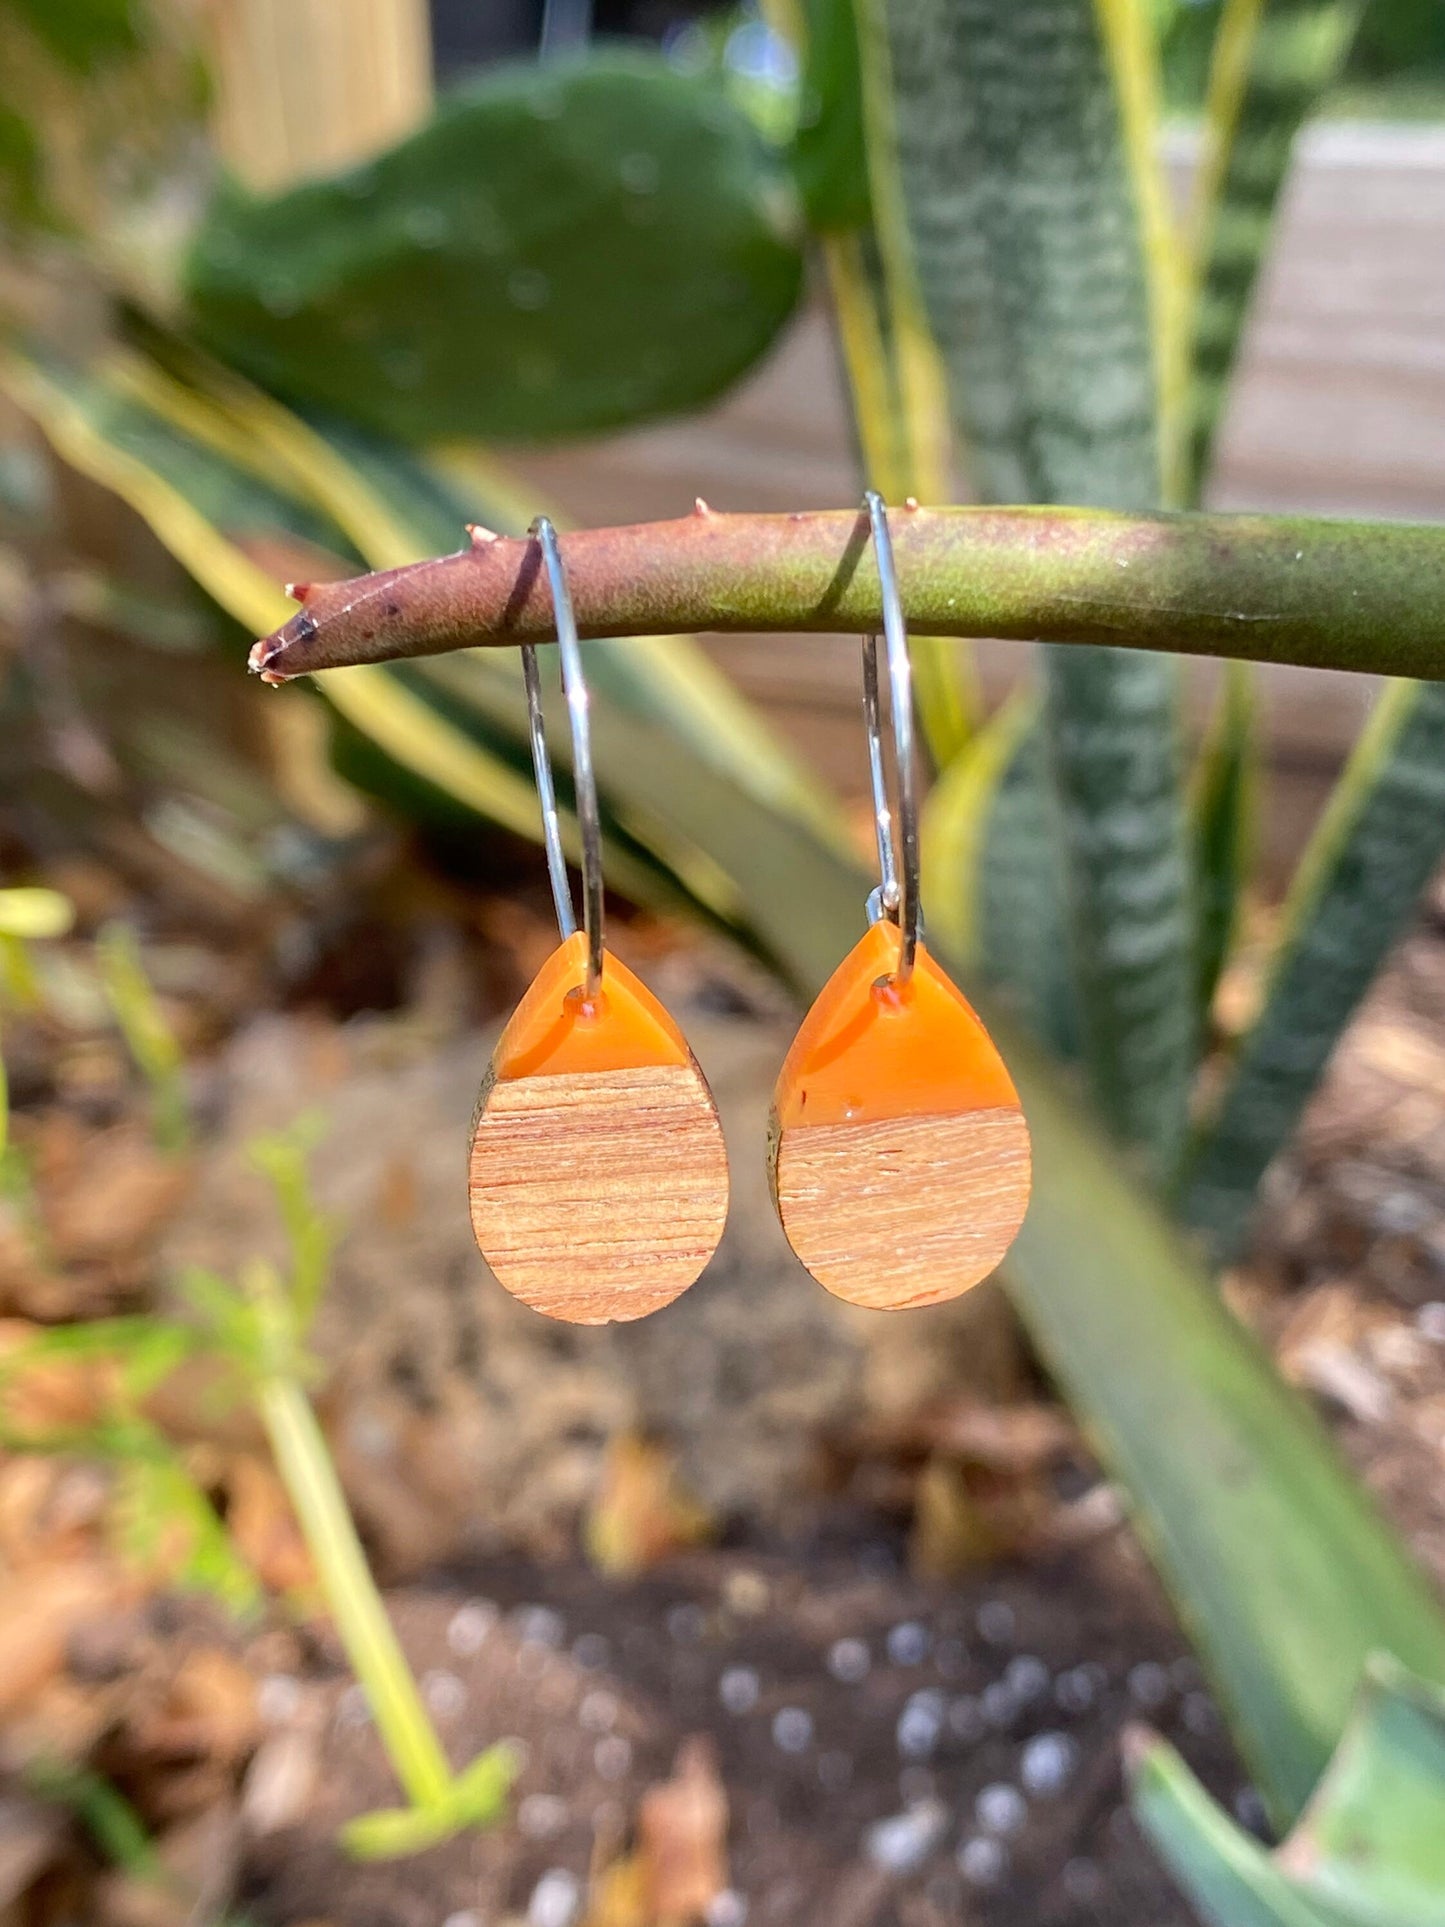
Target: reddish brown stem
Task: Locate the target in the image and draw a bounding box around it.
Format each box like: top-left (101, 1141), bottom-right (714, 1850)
top-left (249, 503), bottom-right (1445, 683)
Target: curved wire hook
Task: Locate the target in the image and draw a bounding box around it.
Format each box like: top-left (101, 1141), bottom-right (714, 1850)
top-left (862, 490), bottom-right (920, 986)
top-left (524, 517), bottom-right (605, 1000)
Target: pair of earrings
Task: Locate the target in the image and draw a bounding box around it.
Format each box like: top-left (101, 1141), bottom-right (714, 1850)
top-left (468, 499), bottom-right (1032, 1325)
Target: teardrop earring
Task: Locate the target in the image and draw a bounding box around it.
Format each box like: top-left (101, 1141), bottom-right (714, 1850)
top-left (769, 493), bottom-right (1032, 1310)
top-left (468, 518), bottom-right (730, 1324)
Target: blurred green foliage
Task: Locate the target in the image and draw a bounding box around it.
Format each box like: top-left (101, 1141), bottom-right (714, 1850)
top-left (1132, 1657), bottom-right (1445, 1925)
top-left (5, 0), bottom-right (143, 75)
top-left (186, 54), bottom-right (806, 443)
top-left (1165, 0), bottom-right (1445, 109)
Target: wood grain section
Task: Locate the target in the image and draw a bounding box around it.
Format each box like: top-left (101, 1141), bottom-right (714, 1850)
top-left (469, 1061), bottom-right (729, 1325)
top-left (770, 1106), bottom-right (1031, 1310)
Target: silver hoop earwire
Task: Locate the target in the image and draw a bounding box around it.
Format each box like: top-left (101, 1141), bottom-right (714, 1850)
top-left (862, 490), bottom-right (920, 987)
top-left (524, 517), bottom-right (605, 1001)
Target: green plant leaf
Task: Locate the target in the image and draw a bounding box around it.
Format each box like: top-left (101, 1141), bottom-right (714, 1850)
top-left (0, 1317), bottom-right (205, 1448)
top-left (792, 0), bottom-right (872, 231)
top-left (1291, 1657), bottom-right (1445, 1925)
top-left (1131, 1733), bottom-right (1353, 1925)
top-left (184, 52), bottom-right (804, 446)
top-left (172, 1266), bottom-right (271, 1386)
top-left (0, 0), bottom-right (143, 76)
top-left (339, 1804), bottom-right (459, 1861)
top-left (922, 689), bottom-right (1079, 1059)
top-left (1043, 643), bottom-right (1196, 1170)
top-left (312, 420), bottom-right (853, 873)
top-left (1184, 678), bottom-right (1445, 1256)
top-left (1007, 1049), bottom-right (1445, 1827)
top-left (0, 1317), bottom-right (260, 1615)
top-left (870, 0), bottom-right (1166, 506)
top-left (1129, 1656), bottom-right (1445, 1926)
top-left (1193, 660), bottom-right (1258, 1027)
top-left (422, 646), bottom-right (866, 992)
top-left (176, 365), bottom-right (864, 982)
top-left (1185, 0), bottom-right (1369, 501)
top-left (236, 396), bottom-right (863, 981)
top-left (868, 0), bottom-right (1197, 1175)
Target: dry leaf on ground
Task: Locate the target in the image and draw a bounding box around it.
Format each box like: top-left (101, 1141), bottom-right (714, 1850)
top-left (585, 1436), bottom-right (713, 1580)
top-left (221, 1453), bottom-right (314, 1597)
top-left (0, 1558), bottom-right (129, 1720)
top-left (636, 1737), bottom-right (728, 1925)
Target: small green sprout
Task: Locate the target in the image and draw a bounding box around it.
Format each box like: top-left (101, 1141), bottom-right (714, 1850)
top-left (0, 1110), bottom-right (515, 1861)
top-left (95, 921), bottom-right (189, 1154)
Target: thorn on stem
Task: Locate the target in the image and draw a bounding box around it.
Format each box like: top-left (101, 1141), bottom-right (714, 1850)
top-left (466, 523), bottom-right (498, 547)
top-left (693, 497), bottom-right (711, 517)
top-left (904, 497), bottom-right (920, 512)
top-left (284, 582), bottom-right (311, 603)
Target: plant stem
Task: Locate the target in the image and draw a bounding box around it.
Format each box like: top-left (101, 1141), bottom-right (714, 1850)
top-left (255, 1362), bottom-right (451, 1809)
top-left (250, 506), bottom-right (1445, 685)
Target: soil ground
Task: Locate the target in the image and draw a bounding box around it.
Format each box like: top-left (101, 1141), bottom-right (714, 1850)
top-left (2, 851), bottom-right (1444, 1927)
top-left (243, 1540), bottom-right (1240, 1927)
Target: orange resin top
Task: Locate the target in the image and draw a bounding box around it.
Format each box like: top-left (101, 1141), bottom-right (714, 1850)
top-left (773, 922), bottom-right (1019, 1129)
top-left (492, 932), bottom-right (692, 1080)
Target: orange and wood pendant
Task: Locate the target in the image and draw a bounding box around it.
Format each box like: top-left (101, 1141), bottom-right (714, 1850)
top-left (769, 921), bottom-right (1031, 1310)
top-left (469, 931), bottom-right (729, 1325)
